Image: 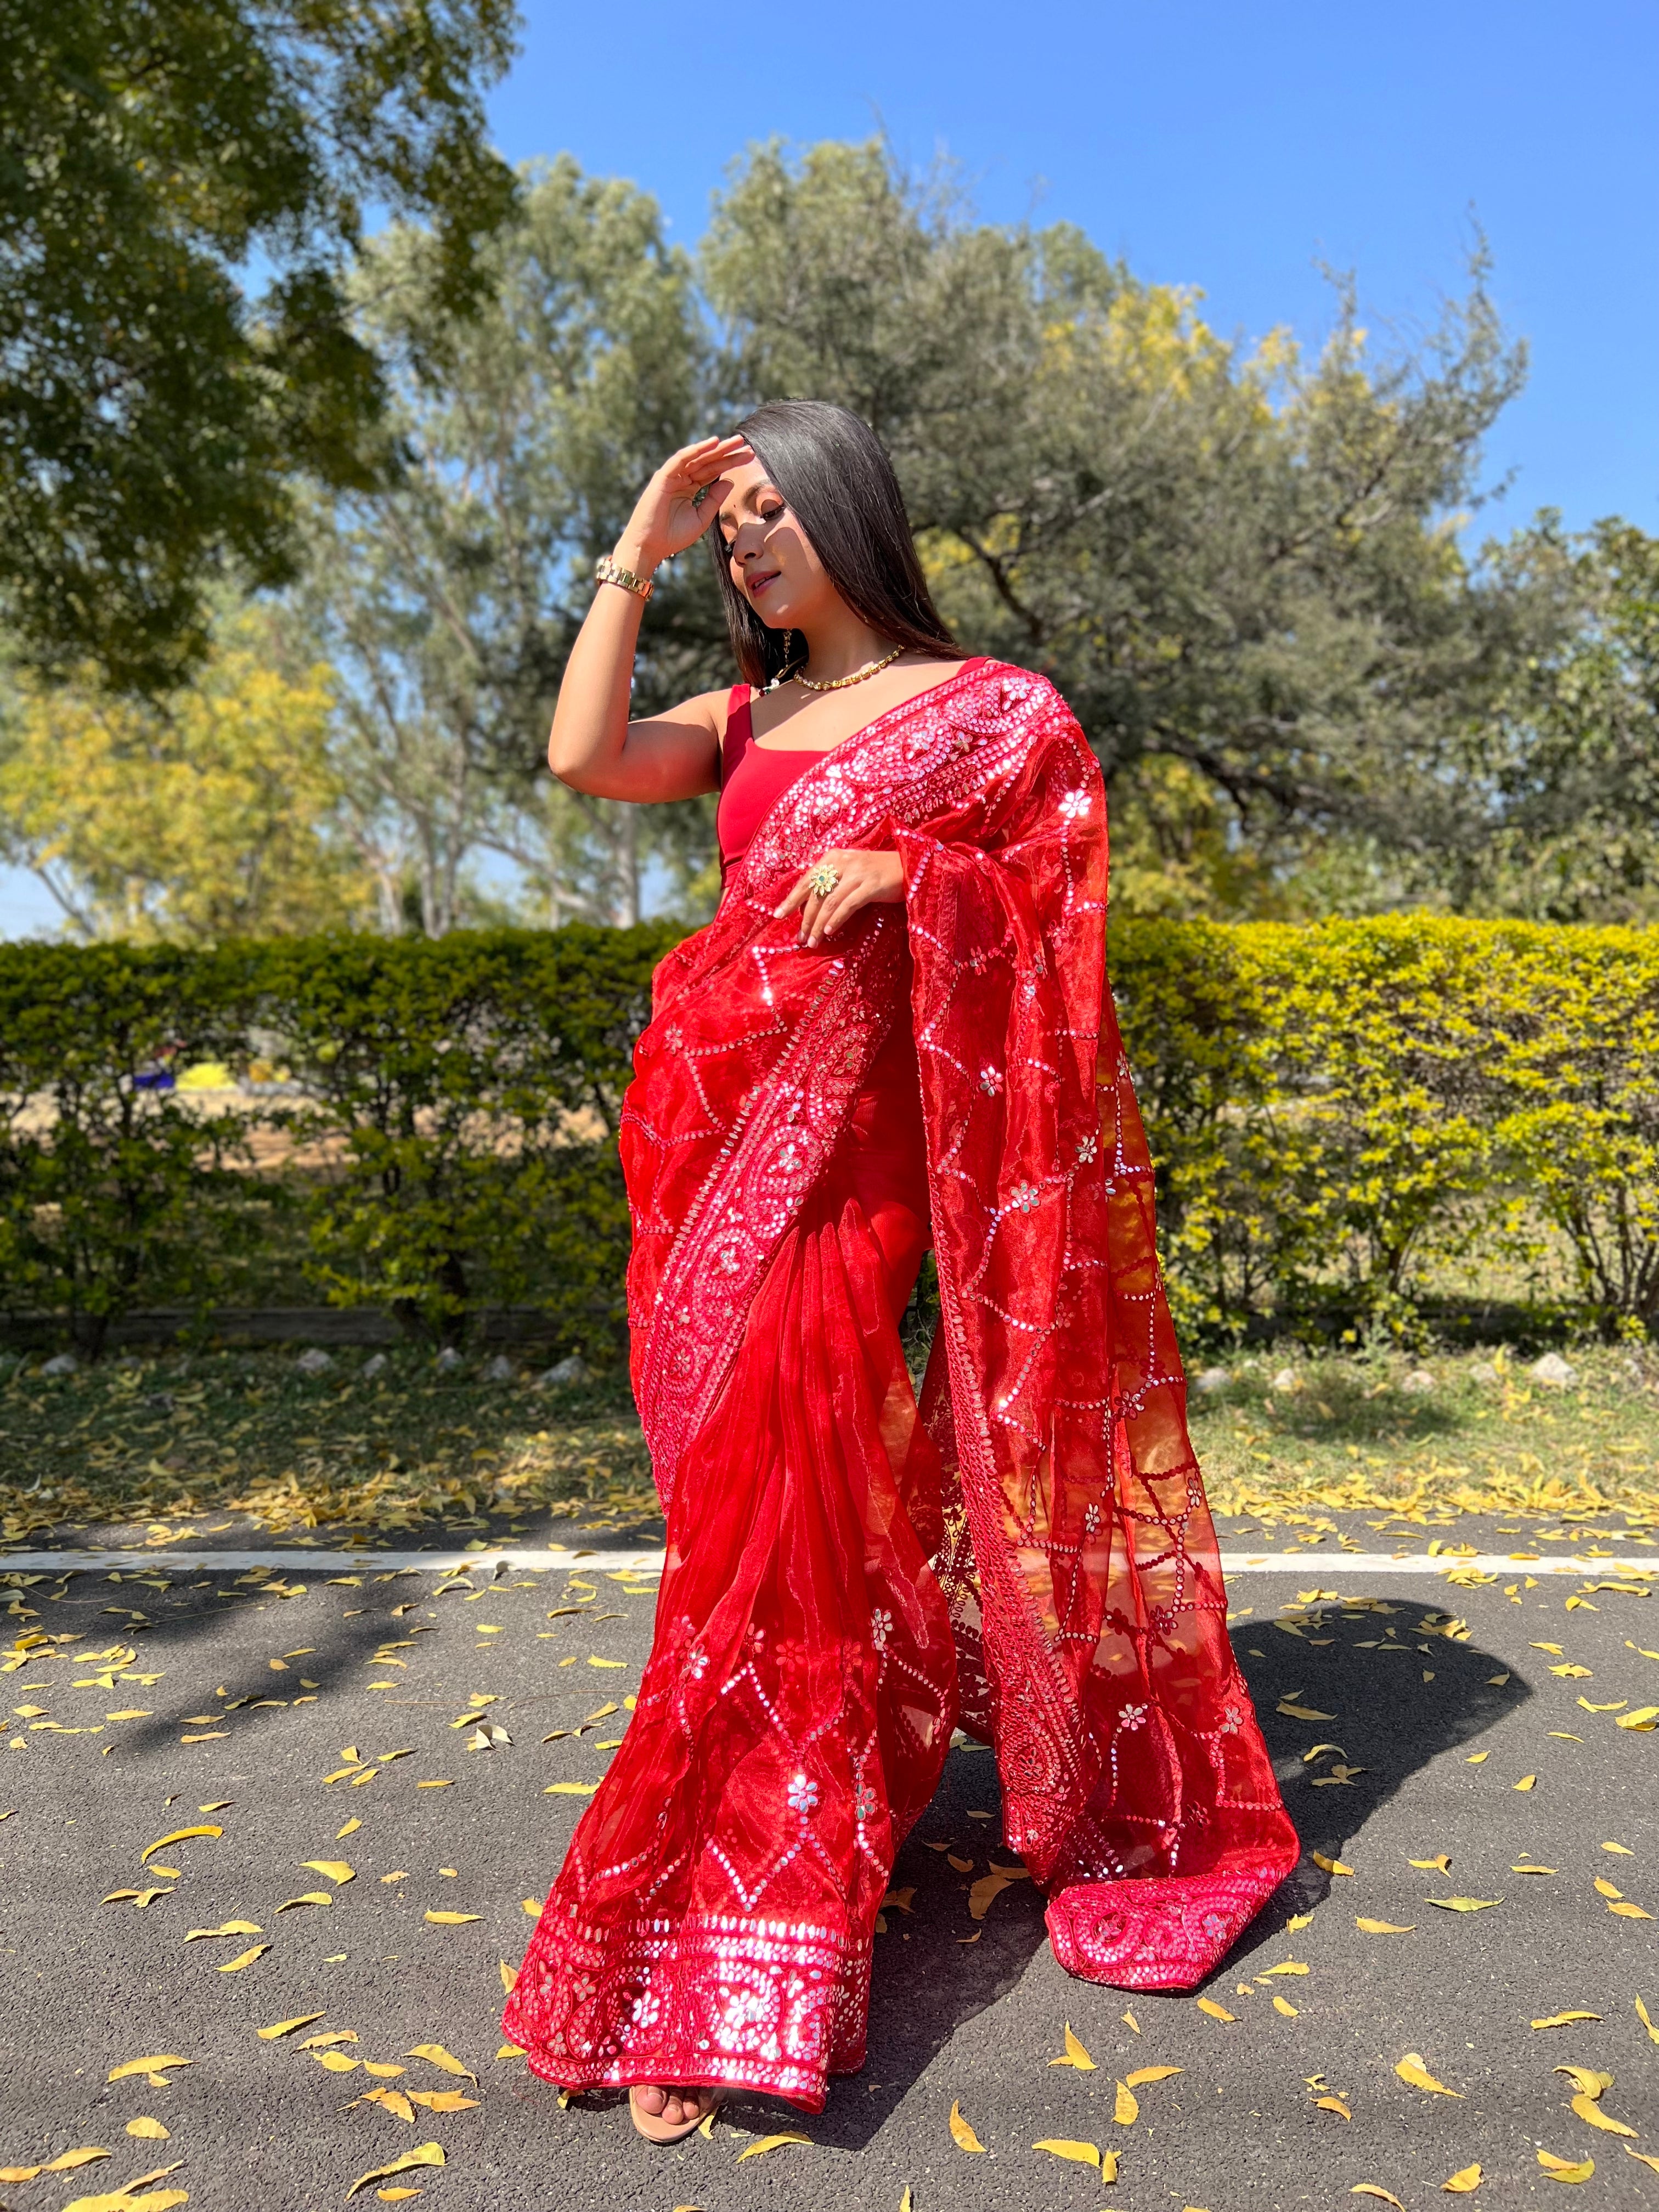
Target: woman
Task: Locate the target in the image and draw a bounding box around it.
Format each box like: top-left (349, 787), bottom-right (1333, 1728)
top-left (503, 401), bottom-right (1297, 2140)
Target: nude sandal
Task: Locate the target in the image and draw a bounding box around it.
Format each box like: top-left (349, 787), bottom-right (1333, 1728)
top-left (628, 2083), bottom-right (725, 2144)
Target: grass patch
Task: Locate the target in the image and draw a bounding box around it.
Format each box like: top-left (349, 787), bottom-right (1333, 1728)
top-left (1192, 1342), bottom-right (1659, 1523)
top-left (2, 1341), bottom-right (1657, 1549)
top-left (0, 1346), bottom-right (657, 1546)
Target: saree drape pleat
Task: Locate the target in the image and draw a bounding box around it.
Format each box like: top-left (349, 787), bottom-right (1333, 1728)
top-left (504, 660), bottom-right (1298, 2110)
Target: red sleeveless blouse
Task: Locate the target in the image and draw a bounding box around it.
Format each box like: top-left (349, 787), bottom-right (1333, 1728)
top-left (715, 685), bottom-right (833, 871)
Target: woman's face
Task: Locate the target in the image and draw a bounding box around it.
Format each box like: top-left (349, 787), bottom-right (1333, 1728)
top-left (714, 455), bottom-right (837, 630)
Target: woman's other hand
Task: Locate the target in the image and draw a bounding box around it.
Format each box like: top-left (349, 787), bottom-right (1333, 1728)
top-left (617, 434), bottom-right (754, 572)
top-left (775, 850), bottom-right (906, 946)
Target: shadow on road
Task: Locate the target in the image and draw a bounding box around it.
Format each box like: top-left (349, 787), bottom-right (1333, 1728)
top-left (777, 1589), bottom-right (1531, 2149)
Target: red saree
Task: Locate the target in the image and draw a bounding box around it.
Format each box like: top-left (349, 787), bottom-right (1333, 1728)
top-left (503, 658), bottom-right (1298, 2110)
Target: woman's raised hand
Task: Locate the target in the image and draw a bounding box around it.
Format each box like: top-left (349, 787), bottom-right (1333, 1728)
top-left (618, 435), bottom-right (754, 571)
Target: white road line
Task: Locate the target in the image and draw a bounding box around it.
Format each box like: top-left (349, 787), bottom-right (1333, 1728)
top-left (1, 1547), bottom-right (1650, 1579)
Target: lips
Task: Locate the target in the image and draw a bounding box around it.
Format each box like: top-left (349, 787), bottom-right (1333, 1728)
top-left (746, 569), bottom-right (780, 599)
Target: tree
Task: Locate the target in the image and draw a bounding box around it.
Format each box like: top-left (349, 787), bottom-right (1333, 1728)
top-left (703, 139), bottom-right (1550, 915)
top-left (1454, 519), bottom-right (1659, 923)
top-left (0, 613), bottom-right (370, 939)
top-left (293, 158), bottom-right (729, 932)
top-left (0, 0), bottom-right (517, 695)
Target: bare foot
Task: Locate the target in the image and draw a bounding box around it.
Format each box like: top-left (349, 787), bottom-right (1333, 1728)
top-left (629, 2082), bottom-right (722, 2141)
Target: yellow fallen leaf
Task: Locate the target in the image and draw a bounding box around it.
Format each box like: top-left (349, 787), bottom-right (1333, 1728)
top-left (183, 1921), bottom-right (262, 1941)
top-left (126, 2121), bottom-right (170, 2140)
top-left (1426, 1897), bottom-right (1500, 1913)
top-left (1537, 2148), bottom-right (1594, 2182)
top-left (1615, 1706), bottom-right (1659, 1730)
top-left (587, 1657), bottom-right (625, 1668)
top-left (38, 2150), bottom-right (111, 2171)
top-left (1603, 1841), bottom-right (1634, 1855)
top-left (1513, 1864), bottom-right (1556, 1875)
top-left (1125, 2065), bottom-right (1182, 2086)
top-left (1637, 1996), bottom-right (1659, 2045)
top-left (1259, 1960), bottom-right (1308, 1977)
top-left (1033, 2138), bottom-right (1101, 2166)
top-left (362, 2063), bottom-right (405, 2080)
top-left (1285, 1914), bottom-right (1313, 1932)
top-left (1514, 1775), bottom-right (1538, 1791)
top-left (1113, 2080), bottom-right (1139, 2125)
top-left (1048, 2021), bottom-right (1096, 2069)
top-left (257, 2012), bottom-right (325, 2039)
top-left (1554, 2067), bottom-right (1612, 2097)
top-left (1278, 1700), bottom-right (1338, 1720)
top-left (1572, 2097), bottom-right (1637, 2137)
top-left (423, 1911), bottom-right (481, 1925)
top-left (948, 2101), bottom-right (985, 2153)
top-left (735, 2132), bottom-right (811, 2162)
top-left (359, 2087), bottom-right (415, 2121)
top-left (1626, 2147), bottom-right (1659, 2175)
top-left (217, 1943), bottom-right (269, 1973)
top-left (406, 2091), bottom-right (478, 2113)
top-left (1594, 1877), bottom-right (1623, 1898)
top-left (1396, 2053), bottom-right (1462, 2096)
top-left (1121, 2009), bottom-right (1141, 2032)
top-left (1533, 2012), bottom-right (1601, 2029)
top-left (1196, 1999), bottom-right (1237, 2022)
top-left (303, 2032), bottom-right (359, 2050)
top-left (139, 1824), bottom-right (221, 1863)
top-left (106, 2058), bottom-right (191, 2084)
top-left (376, 2191), bottom-right (421, 2200)
top-left (1609, 1901), bottom-right (1653, 1919)
top-left (347, 2143), bottom-right (444, 2196)
top-left (313, 2051), bottom-right (360, 2073)
top-left (1441, 2164), bottom-right (1483, 2193)
top-left (1357, 1918), bottom-right (1415, 1933)
top-left (1313, 1853), bottom-right (1354, 1875)
top-left (1465, 1752), bottom-right (1489, 1764)
top-left (499, 1960), bottom-right (518, 1995)
top-left (302, 1861), bottom-right (356, 1884)
top-left (406, 2045), bottom-right (477, 2083)
top-left (544, 1782), bottom-right (598, 1796)
top-left (1317, 2097), bottom-right (1352, 2119)
top-left (336, 1818), bottom-right (362, 1839)
top-left (275, 1893), bottom-right (332, 1911)
top-left (1274, 1995), bottom-right (1300, 2017)
top-left (967, 1869), bottom-right (1026, 1919)
top-left (1352, 2188), bottom-right (1405, 2208)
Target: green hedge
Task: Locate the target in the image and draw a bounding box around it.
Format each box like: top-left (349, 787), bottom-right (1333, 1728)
top-left (1, 917), bottom-right (1655, 1357)
top-left (1109, 915), bottom-right (1659, 1341)
top-left (0, 926), bottom-right (676, 1356)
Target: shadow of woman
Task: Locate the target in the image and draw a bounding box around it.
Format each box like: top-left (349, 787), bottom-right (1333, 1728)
top-left (778, 1590), bottom-right (1529, 2149)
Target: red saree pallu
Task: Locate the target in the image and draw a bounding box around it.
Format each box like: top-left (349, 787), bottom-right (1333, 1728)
top-left (504, 658), bottom-right (1298, 2110)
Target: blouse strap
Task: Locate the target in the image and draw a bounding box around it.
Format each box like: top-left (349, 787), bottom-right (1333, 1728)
top-left (718, 682), bottom-right (753, 790)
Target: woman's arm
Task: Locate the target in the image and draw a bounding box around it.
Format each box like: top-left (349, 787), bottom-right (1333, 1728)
top-left (549, 434), bottom-right (753, 804)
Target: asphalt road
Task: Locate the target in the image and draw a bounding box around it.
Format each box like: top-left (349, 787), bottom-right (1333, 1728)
top-left (2, 1519), bottom-right (1656, 2212)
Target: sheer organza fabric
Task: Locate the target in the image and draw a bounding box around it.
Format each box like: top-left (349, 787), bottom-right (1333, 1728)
top-left (504, 660), bottom-right (1297, 2109)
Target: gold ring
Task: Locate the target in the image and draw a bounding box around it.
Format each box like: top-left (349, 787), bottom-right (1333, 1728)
top-left (806, 864), bottom-right (840, 898)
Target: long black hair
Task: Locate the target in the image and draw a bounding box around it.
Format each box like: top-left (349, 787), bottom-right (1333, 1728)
top-left (706, 399), bottom-right (958, 688)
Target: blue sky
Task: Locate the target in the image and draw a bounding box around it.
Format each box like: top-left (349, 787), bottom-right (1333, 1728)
top-left (493, 0), bottom-right (1655, 534)
top-left (4, 0), bottom-right (1652, 935)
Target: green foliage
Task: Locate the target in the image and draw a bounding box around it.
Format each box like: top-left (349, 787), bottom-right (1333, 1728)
top-left (0, 612), bottom-right (373, 940)
top-left (291, 160), bottom-right (729, 933)
top-left (0, 943), bottom-right (253, 1351)
top-left (244, 924), bottom-right (673, 1342)
top-left (0, 0), bottom-right (517, 692)
top-left (1110, 914), bottom-right (1659, 1338)
top-left (0, 926), bottom-right (676, 1356)
top-left (704, 140), bottom-right (1541, 913)
top-left (3, 919), bottom-right (1654, 1357)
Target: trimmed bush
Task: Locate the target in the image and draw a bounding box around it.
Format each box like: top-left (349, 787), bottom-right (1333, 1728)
top-left (0, 917), bottom-right (1655, 1354)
